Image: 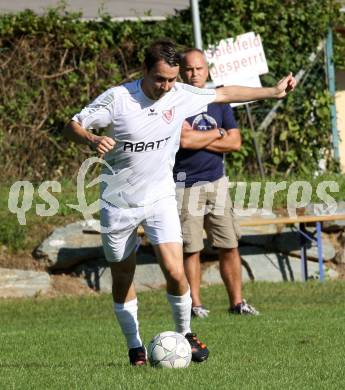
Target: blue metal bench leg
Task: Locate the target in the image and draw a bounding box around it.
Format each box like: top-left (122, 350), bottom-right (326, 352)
top-left (300, 223), bottom-right (308, 282)
top-left (316, 222), bottom-right (324, 281)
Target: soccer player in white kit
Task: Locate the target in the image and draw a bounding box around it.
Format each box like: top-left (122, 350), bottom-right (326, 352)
top-left (64, 39), bottom-right (296, 366)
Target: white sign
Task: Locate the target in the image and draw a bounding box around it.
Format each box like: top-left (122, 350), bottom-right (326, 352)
top-left (205, 32), bottom-right (269, 87)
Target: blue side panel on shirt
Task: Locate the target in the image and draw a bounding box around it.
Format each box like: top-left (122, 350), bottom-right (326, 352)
top-left (173, 102), bottom-right (238, 187)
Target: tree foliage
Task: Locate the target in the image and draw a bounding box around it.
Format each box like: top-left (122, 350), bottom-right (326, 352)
top-left (0, 0), bottom-right (342, 181)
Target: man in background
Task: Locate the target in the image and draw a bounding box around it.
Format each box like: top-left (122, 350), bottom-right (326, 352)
top-left (174, 48), bottom-right (259, 318)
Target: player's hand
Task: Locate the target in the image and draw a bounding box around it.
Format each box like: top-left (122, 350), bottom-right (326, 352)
top-left (274, 73), bottom-right (297, 99)
top-left (90, 135), bottom-right (116, 156)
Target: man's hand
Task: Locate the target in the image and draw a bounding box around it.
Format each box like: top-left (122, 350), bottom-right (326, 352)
top-left (182, 120), bottom-right (193, 131)
top-left (90, 135), bottom-right (116, 156)
top-left (274, 73), bottom-right (297, 99)
top-left (180, 120), bottom-right (223, 149)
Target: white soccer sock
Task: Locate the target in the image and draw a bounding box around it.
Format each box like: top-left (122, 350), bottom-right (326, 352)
top-left (114, 298), bottom-right (143, 349)
top-left (166, 289), bottom-right (192, 335)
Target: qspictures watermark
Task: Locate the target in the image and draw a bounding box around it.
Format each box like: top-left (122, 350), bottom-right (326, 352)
top-left (7, 157), bottom-right (341, 227)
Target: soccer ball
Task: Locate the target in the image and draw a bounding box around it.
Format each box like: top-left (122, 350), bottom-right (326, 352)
top-left (147, 331), bottom-right (192, 368)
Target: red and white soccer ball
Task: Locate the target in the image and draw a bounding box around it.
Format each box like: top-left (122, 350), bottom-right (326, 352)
top-left (147, 331), bottom-right (192, 368)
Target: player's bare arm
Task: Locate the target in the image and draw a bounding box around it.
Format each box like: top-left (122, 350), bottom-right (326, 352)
top-left (214, 73), bottom-right (297, 103)
top-left (63, 120), bottom-right (116, 155)
top-left (205, 128), bottom-right (241, 153)
top-left (180, 120), bottom-right (223, 149)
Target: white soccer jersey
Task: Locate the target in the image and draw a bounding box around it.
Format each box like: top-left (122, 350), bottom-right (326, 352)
top-left (72, 80), bottom-right (216, 207)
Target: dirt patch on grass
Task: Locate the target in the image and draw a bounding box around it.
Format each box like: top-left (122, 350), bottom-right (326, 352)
top-left (330, 263), bottom-right (345, 279)
top-left (0, 247), bottom-right (45, 271)
top-left (46, 274), bottom-right (97, 297)
top-left (0, 246), bottom-right (97, 298)
top-left (0, 215), bottom-right (80, 271)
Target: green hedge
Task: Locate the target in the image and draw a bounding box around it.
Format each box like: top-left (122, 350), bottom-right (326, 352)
top-left (0, 0), bottom-right (343, 181)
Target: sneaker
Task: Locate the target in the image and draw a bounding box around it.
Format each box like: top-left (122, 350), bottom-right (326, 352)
top-left (191, 305), bottom-right (210, 318)
top-left (128, 345), bottom-right (147, 366)
top-left (229, 299), bottom-right (259, 316)
top-left (185, 333), bottom-right (209, 362)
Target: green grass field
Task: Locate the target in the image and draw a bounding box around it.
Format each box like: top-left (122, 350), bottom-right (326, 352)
top-left (1, 281), bottom-right (345, 389)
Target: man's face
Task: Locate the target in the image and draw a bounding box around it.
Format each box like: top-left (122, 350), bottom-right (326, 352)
top-left (142, 60), bottom-right (179, 100)
top-left (180, 51), bottom-right (209, 88)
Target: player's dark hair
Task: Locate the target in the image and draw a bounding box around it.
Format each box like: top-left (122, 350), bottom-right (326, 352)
top-left (144, 39), bottom-right (181, 71)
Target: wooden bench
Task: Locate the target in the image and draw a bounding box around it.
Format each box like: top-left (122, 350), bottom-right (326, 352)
top-left (237, 214), bottom-right (345, 281)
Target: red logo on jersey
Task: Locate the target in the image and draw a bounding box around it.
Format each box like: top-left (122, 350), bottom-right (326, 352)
top-left (162, 107), bottom-right (175, 123)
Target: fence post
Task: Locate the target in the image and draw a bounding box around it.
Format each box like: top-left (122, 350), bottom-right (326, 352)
top-left (325, 26), bottom-right (339, 160)
top-left (190, 0), bottom-right (203, 50)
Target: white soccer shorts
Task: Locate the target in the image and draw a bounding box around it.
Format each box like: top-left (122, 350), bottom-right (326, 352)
top-left (100, 196), bottom-right (182, 262)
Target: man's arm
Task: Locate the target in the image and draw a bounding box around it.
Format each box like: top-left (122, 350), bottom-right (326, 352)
top-left (179, 120), bottom-right (222, 149)
top-left (205, 128), bottom-right (241, 153)
top-left (214, 73), bottom-right (296, 104)
top-left (63, 120), bottom-right (115, 155)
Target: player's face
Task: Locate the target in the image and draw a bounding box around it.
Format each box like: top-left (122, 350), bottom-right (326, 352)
top-left (180, 52), bottom-right (209, 88)
top-left (142, 60), bottom-right (179, 100)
